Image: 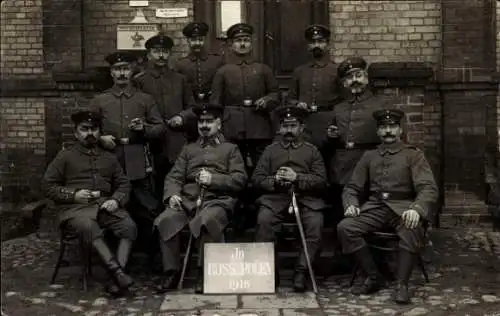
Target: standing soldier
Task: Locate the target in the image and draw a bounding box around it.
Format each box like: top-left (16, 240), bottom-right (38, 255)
top-left (337, 109), bottom-right (438, 304)
top-left (210, 22), bottom-right (279, 173)
top-left (134, 34), bottom-right (196, 201)
top-left (173, 22), bottom-right (224, 142)
top-left (252, 105), bottom-right (327, 292)
top-left (43, 111), bottom-right (137, 297)
top-left (90, 51), bottom-right (165, 265)
top-left (325, 57), bottom-right (393, 210)
top-left (153, 104), bottom-right (247, 293)
top-left (289, 24), bottom-right (341, 151)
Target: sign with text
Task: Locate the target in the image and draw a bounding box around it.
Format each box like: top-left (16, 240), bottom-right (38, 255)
top-left (204, 243), bottom-right (275, 294)
top-left (156, 8), bottom-right (188, 18)
top-left (116, 24), bottom-right (158, 50)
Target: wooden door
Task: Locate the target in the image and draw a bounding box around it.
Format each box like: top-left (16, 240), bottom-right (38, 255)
top-left (194, 0), bottom-right (329, 85)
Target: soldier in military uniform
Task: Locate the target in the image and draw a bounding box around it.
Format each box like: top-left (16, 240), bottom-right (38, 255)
top-left (153, 104), bottom-right (247, 293)
top-left (252, 105), bottom-right (327, 292)
top-left (209, 22), bottom-right (279, 173)
top-left (325, 57), bottom-right (394, 212)
top-left (134, 34), bottom-right (196, 202)
top-left (43, 111), bottom-right (137, 297)
top-left (337, 109), bottom-right (438, 304)
top-left (173, 22), bottom-right (224, 143)
top-left (90, 51), bottom-right (165, 257)
top-left (289, 24), bottom-right (341, 150)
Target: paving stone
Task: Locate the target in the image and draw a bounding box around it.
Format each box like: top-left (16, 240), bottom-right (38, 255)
top-left (102, 311), bottom-right (118, 316)
top-left (5, 292), bottom-right (18, 297)
top-left (158, 310), bottom-right (279, 316)
top-left (127, 308), bottom-right (141, 313)
top-left (459, 298), bottom-right (480, 305)
top-left (24, 297), bottom-right (46, 305)
top-left (39, 292), bottom-right (57, 298)
top-left (159, 295), bottom-right (238, 311)
top-left (78, 300), bottom-right (89, 304)
top-left (92, 297), bottom-right (108, 307)
top-left (241, 293), bottom-right (319, 309)
top-left (53, 302), bottom-right (84, 313)
top-left (403, 307), bottom-right (429, 316)
top-left (84, 311), bottom-right (101, 316)
top-left (323, 310), bottom-right (341, 315)
top-left (282, 310), bottom-right (325, 316)
top-left (380, 309), bottom-right (397, 315)
top-left (482, 294), bottom-right (500, 303)
top-left (49, 284), bottom-right (64, 289)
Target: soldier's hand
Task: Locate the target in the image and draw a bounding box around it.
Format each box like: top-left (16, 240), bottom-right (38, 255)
top-left (100, 199), bottom-right (119, 212)
top-left (279, 166), bottom-right (297, 182)
top-left (169, 195), bottom-right (183, 210)
top-left (129, 118), bottom-right (144, 131)
top-left (327, 125), bottom-right (339, 138)
top-left (402, 209), bottom-right (420, 229)
top-left (100, 135), bottom-right (116, 150)
top-left (344, 205), bottom-right (360, 217)
top-left (168, 115), bottom-right (184, 128)
top-left (74, 189), bottom-right (93, 204)
top-left (296, 102), bottom-right (308, 110)
top-left (254, 97), bottom-right (267, 110)
top-left (197, 169), bottom-right (212, 186)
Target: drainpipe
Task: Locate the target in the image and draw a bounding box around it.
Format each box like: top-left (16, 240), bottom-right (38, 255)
top-left (80, 0), bottom-right (85, 72)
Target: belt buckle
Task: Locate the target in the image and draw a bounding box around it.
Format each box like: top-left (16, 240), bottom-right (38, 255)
top-left (381, 192), bottom-right (389, 200)
top-left (345, 141), bottom-right (355, 149)
top-left (120, 138), bottom-right (129, 145)
top-left (310, 104), bottom-right (318, 112)
top-left (197, 93), bottom-right (205, 100)
top-left (243, 99), bottom-right (253, 107)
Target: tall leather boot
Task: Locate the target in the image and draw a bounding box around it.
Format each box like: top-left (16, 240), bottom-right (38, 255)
top-left (194, 267), bottom-right (203, 294)
top-left (393, 250), bottom-right (417, 304)
top-left (351, 246), bottom-right (384, 295)
top-left (92, 238), bottom-right (136, 296)
top-left (116, 239), bottom-right (133, 270)
top-left (156, 236), bottom-right (180, 293)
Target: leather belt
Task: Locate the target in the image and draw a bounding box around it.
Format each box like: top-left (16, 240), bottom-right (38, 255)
top-left (309, 104), bottom-right (334, 113)
top-left (371, 191), bottom-right (415, 201)
top-left (336, 142), bottom-right (379, 150)
top-left (118, 138), bottom-right (130, 145)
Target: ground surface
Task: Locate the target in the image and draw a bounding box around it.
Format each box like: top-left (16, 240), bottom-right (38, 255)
top-left (1, 228), bottom-right (499, 316)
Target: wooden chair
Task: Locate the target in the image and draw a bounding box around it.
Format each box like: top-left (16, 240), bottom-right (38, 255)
top-left (349, 230), bottom-right (430, 287)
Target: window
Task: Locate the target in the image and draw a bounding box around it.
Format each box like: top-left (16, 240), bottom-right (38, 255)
top-left (216, 0), bottom-right (246, 38)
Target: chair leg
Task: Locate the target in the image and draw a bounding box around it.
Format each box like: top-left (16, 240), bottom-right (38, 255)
top-left (50, 237), bottom-right (66, 284)
top-left (418, 254), bottom-right (429, 283)
top-left (349, 262), bottom-right (358, 287)
top-left (80, 238), bottom-right (89, 292)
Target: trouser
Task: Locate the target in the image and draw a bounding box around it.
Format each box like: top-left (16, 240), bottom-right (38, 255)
top-left (255, 205), bottom-right (324, 272)
top-left (337, 206), bottom-right (425, 254)
top-left (233, 139), bottom-right (271, 176)
top-left (158, 228), bottom-right (225, 272)
top-left (152, 159), bottom-right (174, 204)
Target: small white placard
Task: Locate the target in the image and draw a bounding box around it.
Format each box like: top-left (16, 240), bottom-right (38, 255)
top-left (129, 0), bottom-right (149, 7)
top-left (117, 24), bottom-right (158, 50)
top-left (156, 8), bottom-right (188, 18)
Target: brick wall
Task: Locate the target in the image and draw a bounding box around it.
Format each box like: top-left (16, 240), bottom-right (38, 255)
top-left (84, 0), bottom-right (193, 68)
top-left (0, 0), bottom-right (44, 77)
top-left (329, 0), bottom-right (441, 64)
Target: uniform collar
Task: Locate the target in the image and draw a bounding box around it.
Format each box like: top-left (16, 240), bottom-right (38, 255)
top-left (308, 54), bottom-right (330, 68)
top-left (226, 53), bottom-right (255, 65)
top-left (378, 141), bottom-right (404, 155)
top-left (188, 49), bottom-right (208, 61)
top-left (279, 136), bottom-right (303, 149)
top-left (74, 142), bottom-right (101, 156)
top-left (110, 84), bottom-right (134, 98)
top-left (347, 90), bottom-right (373, 104)
top-left (198, 133), bottom-right (224, 147)
top-left (148, 62), bottom-right (171, 78)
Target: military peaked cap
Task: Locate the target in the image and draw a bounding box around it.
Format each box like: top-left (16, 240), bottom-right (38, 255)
top-left (373, 109), bottom-right (405, 126)
top-left (183, 22), bottom-right (209, 37)
top-left (337, 56), bottom-right (368, 78)
top-left (226, 23), bottom-right (253, 39)
top-left (305, 24), bottom-right (330, 41)
top-left (71, 111), bottom-right (102, 126)
top-left (276, 105), bottom-right (309, 122)
top-left (104, 51), bottom-right (137, 66)
top-left (145, 34), bottom-right (174, 50)
top-left (193, 103), bottom-right (224, 118)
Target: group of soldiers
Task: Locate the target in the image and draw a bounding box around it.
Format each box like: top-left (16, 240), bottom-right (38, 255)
top-left (42, 21), bottom-right (438, 305)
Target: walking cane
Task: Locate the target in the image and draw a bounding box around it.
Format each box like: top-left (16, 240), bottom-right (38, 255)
top-left (178, 182), bottom-right (206, 290)
top-left (288, 187), bottom-right (319, 293)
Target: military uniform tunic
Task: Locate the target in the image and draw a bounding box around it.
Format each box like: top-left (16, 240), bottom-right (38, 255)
top-left (153, 135), bottom-right (247, 271)
top-left (326, 91), bottom-right (393, 186)
top-left (252, 138), bottom-right (327, 271)
top-left (90, 85), bottom-right (165, 181)
top-left (337, 142), bottom-right (439, 254)
top-left (173, 51), bottom-right (224, 141)
top-left (42, 143), bottom-right (136, 242)
top-left (209, 55), bottom-right (279, 141)
top-left (289, 56), bottom-right (341, 148)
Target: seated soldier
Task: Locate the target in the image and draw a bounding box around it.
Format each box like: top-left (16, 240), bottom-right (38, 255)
top-left (337, 109), bottom-right (438, 304)
top-left (42, 111), bottom-right (138, 297)
top-left (153, 103), bottom-right (247, 294)
top-left (252, 105), bottom-right (327, 292)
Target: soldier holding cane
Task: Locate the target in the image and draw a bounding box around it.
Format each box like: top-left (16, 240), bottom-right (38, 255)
top-left (252, 105), bottom-right (327, 292)
top-left (153, 104), bottom-right (247, 294)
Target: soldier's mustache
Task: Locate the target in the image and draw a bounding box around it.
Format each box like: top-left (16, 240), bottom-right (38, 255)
top-left (85, 135), bottom-right (97, 142)
top-left (284, 132), bottom-right (294, 138)
top-left (383, 133), bottom-right (394, 137)
top-left (200, 128), bottom-right (210, 132)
